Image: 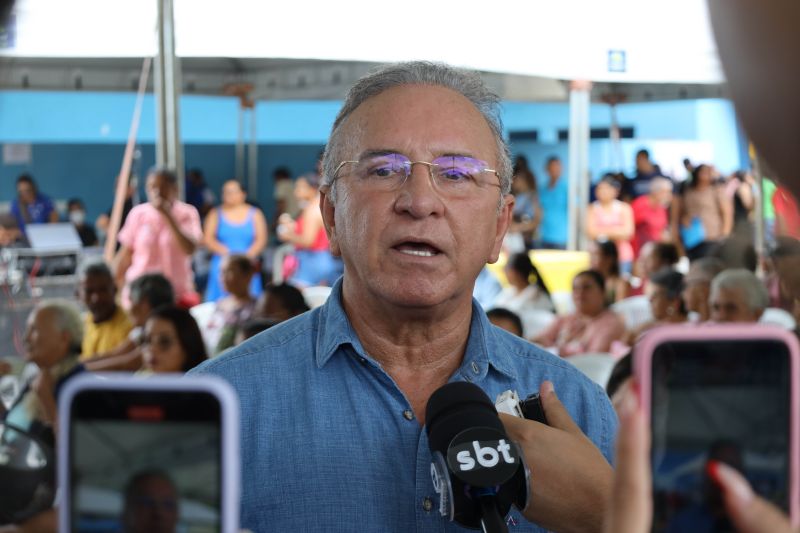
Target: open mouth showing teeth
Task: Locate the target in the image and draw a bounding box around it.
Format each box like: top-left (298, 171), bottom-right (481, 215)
top-left (394, 242), bottom-right (441, 257)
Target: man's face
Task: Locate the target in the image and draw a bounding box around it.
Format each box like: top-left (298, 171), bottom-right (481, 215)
top-left (80, 273), bottom-right (117, 323)
top-left (322, 84), bottom-right (513, 310)
top-left (546, 160), bottom-right (562, 179)
top-left (24, 308), bottom-right (71, 368)
top-left (123, 476), bottom-right (179, 533)
top-left (146, 173), bottom-right (176, 205)
top-left (682, 278), bottom-right (709, 315)
top-left (710, 286), bottom-right (760, 323)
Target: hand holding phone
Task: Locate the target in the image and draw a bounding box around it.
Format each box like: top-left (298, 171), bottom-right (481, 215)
top-left (58, 374), bottom-right (240, 533)
top-left (634, 324), bottom-right (800, 532)
top-left (604, 383), bottom-right (796, 533)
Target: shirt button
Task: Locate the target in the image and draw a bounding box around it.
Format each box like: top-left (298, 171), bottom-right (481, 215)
top-left (359, 357), bottom-right (367, 365)
top-left (471, 362), bottom-right (480, 374)
top-left (403, 409), bottom-right (414, 421)
top-left (422, 497), bottom-right (433, 512)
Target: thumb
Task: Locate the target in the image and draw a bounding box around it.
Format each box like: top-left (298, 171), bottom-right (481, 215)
top-left (711, 461), bottom-right (794, 533)
top-left (538, 381), bottom-right (581, 434)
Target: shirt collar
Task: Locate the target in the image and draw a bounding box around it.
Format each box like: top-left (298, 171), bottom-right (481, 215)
top-left (315, 278), bottom-right (517, 380)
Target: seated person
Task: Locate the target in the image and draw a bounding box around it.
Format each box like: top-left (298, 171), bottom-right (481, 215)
top-left (486, 307), bottom-right (524, 337)
top-left (625, 268), bottom-right (689, 344)
top-left (534, 270), bottom-right (626, 356)
top-left (2, 300), bottom-right (83, 444)
top-left (79, 262), bottom-right (132, 361)
top-left (141, 305), bottom-right (207, 374)
top-left (632, 241), bottom-right (680, 295)
top-left (589, 240), bottom-right (631, 304)
top-left (682, 257), bottom-right (725, 322)
top-left (84, 273), bottom-right (174, 371)
top-left (769, 237), bottom-right (800, 323)
top-left (66, 198), bottom-right (98, 247)
top-left (204, 255), bottom-right (257, 355)
top-left (709, 268), bottom-right (769, 323)
top-left (254, 282), bottom-right (310, 323)
top-left (234, 317), bottom-right (279, 345)
top-left (11, 174), bottom-right (58, 233)
top-left (492, 252), bottom-right (554, 312)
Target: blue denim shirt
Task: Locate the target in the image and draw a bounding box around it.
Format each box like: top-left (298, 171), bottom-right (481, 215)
top-left (191, 279), bottom-right (617, 532)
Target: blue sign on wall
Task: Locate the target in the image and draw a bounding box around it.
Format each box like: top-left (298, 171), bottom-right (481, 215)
top-left (608, 50), bottom-right (626, 73)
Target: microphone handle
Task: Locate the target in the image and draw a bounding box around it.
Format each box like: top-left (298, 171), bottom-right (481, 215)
top-left (478, 494), bottom-right (509, 533)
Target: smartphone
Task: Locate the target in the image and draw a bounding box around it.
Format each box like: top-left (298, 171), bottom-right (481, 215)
top-left (58, 374), bottom-right (240, 533)
top-left (635, 324), bottom-right (799, 532)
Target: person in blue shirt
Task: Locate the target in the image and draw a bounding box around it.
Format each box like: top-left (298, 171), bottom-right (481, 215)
top-left (537, 156), bottom-right (569, 249)
top-left (10, 174), bottom-right (58, 232)
top-left (191, 61), bottom-right (616, 532)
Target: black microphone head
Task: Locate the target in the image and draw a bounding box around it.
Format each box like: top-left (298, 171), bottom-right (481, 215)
top-left (425, 381), bottom-right (505, 456)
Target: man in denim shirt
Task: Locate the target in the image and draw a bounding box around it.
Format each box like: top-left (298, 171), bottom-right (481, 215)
top-left (192, 62), bottom-right (616, 532)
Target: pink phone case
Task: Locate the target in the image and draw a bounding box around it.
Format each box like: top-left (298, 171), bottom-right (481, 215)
top-left (634, 323), bottom-right (800, 526)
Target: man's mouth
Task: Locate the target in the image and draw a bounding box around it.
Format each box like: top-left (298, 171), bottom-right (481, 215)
top-left (393, 241), bottom-right (442, 257)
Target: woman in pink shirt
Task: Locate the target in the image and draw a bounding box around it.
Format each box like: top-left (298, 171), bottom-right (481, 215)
top-left (114, 168), bottom-right (203, 308)
top-left (586, 177), bottom-right (634, 273)
top-left (533, 270), bottom-right (626, 356)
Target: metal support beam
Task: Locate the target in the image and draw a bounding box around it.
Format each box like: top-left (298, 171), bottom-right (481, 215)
top-left (154, 0), bottom-right (183, 196)
top-left (248, 109), bottom-right (258, 198)
top-left (567, 80), bottom-right (592, 251)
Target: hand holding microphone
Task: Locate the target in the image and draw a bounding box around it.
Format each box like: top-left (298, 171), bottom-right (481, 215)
top-left (499, 381), bottom-right (613, 533)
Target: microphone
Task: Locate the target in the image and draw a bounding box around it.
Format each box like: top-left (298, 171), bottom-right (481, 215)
top-left (425, 382), bottom-right (530, 532)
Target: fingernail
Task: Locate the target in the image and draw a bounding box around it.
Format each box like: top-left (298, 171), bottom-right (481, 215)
top-left (541, 381), bottom-right (555, 397)
top-left (708, 461), bottom-right (754, 504)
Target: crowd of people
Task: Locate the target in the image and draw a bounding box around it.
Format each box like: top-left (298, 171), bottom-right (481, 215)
top-left (2, 58), bottom-right (800, 533)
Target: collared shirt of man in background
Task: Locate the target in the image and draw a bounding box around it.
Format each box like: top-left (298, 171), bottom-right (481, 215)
top-left (192, 62), bottom-right (616, 532)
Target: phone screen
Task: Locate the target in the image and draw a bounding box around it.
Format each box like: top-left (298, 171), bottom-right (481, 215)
top-left (650, 339), bottom-right (791, 533)
top-left (68, 389), bottom-right (222, 533)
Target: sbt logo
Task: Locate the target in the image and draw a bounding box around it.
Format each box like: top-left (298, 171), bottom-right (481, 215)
top-left (455, 439), bottom-right (516, 472)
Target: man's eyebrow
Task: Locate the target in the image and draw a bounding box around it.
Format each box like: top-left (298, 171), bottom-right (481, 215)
top-left (356, 149), bottom-right (402, 159)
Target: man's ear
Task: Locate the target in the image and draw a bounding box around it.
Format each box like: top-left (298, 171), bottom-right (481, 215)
top-left (488, 194), bottom-right (515, 264)
top-left (319, 187), bottom-right (340, 257)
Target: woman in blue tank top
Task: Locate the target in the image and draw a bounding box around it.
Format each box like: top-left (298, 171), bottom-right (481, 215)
top-left (203, 180), bottom-right (268, 302)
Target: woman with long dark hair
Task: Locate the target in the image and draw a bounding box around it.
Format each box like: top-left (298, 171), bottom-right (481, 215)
top-left (671, 164), bottom-right (733, 260)
top-left (589, 240), bottom-right (631, 303)
top-left (141, 305), bottom-right (207, 373)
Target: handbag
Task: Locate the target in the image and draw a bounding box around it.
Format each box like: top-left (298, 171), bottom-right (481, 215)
top-left (680, 216), bottom-right (706, 250)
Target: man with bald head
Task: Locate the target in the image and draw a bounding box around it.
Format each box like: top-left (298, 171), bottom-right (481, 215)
top-left (192, 62), bottom-right (615, 532)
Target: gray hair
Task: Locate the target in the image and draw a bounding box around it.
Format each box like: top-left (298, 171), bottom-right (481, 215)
top-left (33, 298), bottom-right (84, 354)
top-left (710, 268), bottom-right (769, 312)
top-left (321, 61), bottom-right (512, 203)
top-left (649, 177), bottom-right (672, 193)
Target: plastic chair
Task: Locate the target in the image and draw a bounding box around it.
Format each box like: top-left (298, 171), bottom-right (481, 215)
top-left (302, 285), bottom-right (333, 309)
top-left (565, 353), bottom-right (617, 388)
top-left (760, 307), bottom-right (797, 330)
top-left (611, 295), bottom-right (652, 331)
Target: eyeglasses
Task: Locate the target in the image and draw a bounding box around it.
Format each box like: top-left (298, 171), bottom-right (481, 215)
top-left (333, 152), bottom-right (501, 198)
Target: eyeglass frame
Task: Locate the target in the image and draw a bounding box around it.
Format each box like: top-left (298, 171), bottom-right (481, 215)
top-left (331, 151), bottom-right (502, 194)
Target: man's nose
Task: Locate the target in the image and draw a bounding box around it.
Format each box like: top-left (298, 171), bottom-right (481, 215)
top-left (393, 163), bottom-right (445, 218)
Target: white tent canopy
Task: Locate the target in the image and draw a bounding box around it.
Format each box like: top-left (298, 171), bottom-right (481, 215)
top-left (6, 0), bottom-right (724, 85)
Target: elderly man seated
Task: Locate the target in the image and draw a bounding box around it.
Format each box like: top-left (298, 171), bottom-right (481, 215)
top-left (709, 268), bottom-right (770, 323)
top-left (2, 300), bottom-right (84, 441)
top-left (682, 257), bottom-right (726, 322)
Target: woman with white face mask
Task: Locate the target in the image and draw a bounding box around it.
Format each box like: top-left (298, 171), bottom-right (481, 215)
top-left (66, 198), bottom-right (98, 247)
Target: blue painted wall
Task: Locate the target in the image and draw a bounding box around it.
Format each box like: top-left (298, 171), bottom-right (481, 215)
top-left (0, 90), bottom-right (745, 223)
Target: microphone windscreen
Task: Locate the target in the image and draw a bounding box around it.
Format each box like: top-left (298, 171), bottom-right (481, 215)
top-left (425, 381), bottom-right (505, 455)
